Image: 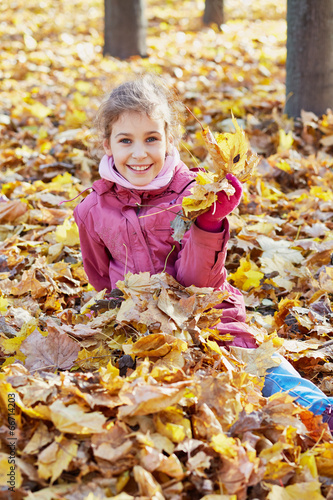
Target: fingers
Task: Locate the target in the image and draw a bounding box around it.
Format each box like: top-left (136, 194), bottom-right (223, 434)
top-left (226, 173), bottom-right (242, 190)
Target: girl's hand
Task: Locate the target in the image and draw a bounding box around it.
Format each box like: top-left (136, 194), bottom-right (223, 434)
top-left (196, 173), bottom-right (243, 232)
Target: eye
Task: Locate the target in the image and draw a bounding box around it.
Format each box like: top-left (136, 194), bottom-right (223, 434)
top-left (147, 137), bottom-right (158, 143)
top-left (120, 138), bottom-right (131, 144)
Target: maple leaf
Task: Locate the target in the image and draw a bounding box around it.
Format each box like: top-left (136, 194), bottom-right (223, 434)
top-left (230, 339), bottom-right (281, 377)
top-left (133, 465), bottom-right (164, 500)
top-left (76, 344), bottom-right (112, 371)
top-left (154, 406), bottom-right (192, 443)
top-left (228, 257), bottom-right (264, 291)
top-left (48, 399), bottom-right (106, 434)
top-left (214, 438), bottom-right (260, 496)
top-left (215, 115), bottom-right (249, 173)
top-left (23, 422), bottom-right (54, 455)
top-left (10, 267), bottom-right (51, 299)
top-left (123, 333), bottom-right (187, 358)
top-left (37, 435), bottom-right (78, 483)
top-left (117, 378), bottom-right (190, 417)
top-left (93, 439), bottom-right (133, 463)
top-left (191, 403), bottom-right (223, 440)
top-left (20, 324), bottom-right (80, 372)
top-left (18, 375), bottom-right (57, 407)
top-left (0, 199), bottom-right (28, 223)
top-left (1, 1), bottom-right (333, 496)
top-left (181, 110), bottom-right (259, 220)
top-left (54, 218), bottom-right (80, 246)
top-left (313, 442), bottom-right (333, 477)
top-left (257, 235), bottom-right (304, 263)
top-left (266, 481), bottom-right (325, 500)
top-left (0, 296), bottom-right (8, 312)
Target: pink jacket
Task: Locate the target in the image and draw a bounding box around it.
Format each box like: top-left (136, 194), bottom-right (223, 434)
top-left (74, 160), bottom-right (257, 348)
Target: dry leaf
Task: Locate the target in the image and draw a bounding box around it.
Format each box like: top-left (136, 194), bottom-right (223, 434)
top-left (20, 326), bottom-right (80, 372)
top-left (37, 436), bottom-right (78, 483)
top-left (49, 399), bottom-right (106, 434)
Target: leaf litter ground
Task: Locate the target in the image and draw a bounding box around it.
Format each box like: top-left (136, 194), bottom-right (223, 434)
top-left (0, 0), bottom-right (333, 498)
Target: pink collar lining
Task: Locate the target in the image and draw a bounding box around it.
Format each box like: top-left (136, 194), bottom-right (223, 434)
top-left (98, 148), bottom-right (180, 190)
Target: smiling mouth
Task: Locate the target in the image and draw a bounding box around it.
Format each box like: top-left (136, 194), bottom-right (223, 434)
top-left (128, 164), bottom-right (152, 171)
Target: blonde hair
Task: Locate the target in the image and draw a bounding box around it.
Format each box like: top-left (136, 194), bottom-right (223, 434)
top-left (95, 74), bottom-right (184, 153)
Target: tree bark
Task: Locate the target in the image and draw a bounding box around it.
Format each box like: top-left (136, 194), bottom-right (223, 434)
top-left (285, 0), bottom-right (333, 118)
top-left (104, 0), bottom-right (147, 59)
top-left (203, 0), bottom-right (224, 27)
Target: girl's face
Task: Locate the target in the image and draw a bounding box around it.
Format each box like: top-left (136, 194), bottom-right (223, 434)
top-left (103, 111), bottom-right (172, 187)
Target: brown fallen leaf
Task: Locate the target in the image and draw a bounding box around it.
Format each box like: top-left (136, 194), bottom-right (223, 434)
top-left (20, 326), bottom-right (80, 372)
top-left (0, 199), bottom-right (28, 223)
top-left (91, 422), bottom-right (132, 464)
top-left (23, 422), bottom-right (54, 455)
top-left (11, 267), bottom-right (51, 299)
top-left (133, 465), bottom-right (164, 499)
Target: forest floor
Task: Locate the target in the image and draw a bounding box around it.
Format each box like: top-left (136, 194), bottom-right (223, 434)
top-left (1, 0), bottom-right (333, 499)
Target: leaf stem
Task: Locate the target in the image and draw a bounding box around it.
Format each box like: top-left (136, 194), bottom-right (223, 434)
top-left (185, 105), bottom-right (204, 130)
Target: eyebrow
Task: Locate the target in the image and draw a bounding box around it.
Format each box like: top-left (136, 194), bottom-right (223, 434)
top-left (115, 131), bottom-right (162, 138)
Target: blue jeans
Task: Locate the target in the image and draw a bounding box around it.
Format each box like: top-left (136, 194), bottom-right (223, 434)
top-left (262, 354), bottom-right (333, 415)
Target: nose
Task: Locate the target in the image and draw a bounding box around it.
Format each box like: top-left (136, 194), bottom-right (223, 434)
top-left (132, 143), bottom-right (147, 160)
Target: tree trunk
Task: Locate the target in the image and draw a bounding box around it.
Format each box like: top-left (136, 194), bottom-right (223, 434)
top-left (285, 0), bottom-right (333, 118)
top-left (203, 0), bottom-right (224, 27)
top-left (104, 0), bottom-right (147, 59)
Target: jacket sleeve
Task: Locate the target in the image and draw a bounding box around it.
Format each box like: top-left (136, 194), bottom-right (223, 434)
top-left (174, 218), bottom-right (230, 288)
top-left (73, 206), bottom-right (112, 292)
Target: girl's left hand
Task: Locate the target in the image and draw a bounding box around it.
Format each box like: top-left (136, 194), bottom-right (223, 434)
top-left (196, 173), bottom-right (243, 232)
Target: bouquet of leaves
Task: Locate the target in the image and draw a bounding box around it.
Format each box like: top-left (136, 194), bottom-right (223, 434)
top-left (171, 110), bottom-right (259, 241)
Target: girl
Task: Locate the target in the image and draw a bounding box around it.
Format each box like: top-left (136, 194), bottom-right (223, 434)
top-left (74, 74), bottom-right (332, 431)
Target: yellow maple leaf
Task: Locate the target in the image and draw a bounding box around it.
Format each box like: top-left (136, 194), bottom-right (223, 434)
top-left (299, 450), bottom-right (318, 479)
top-left (65, 108), bottom-right (87, 128)
top-left (215, 115), bottom-right (248, 174)
top-left (266, 481), bottom-right (324, 500)
top-left (55, 218), bottom-right (80, 246)
top-left (228, 257), bottom-right (264, 291)
top-left (182, 188), bottom-right (217, 217)
top-left (277, 129), bottom-right (294, 153)
top-left (76, 345), bottom-right (112, 370)
top-left (1, 352), bottom-right (26, 367)
top-left (0, 296), bottom-right (8, 312)
top-left (314, 442), bottom-right (333, 477)
top-left (310, 186), bottom-right (333, 201)
top-left (276, 160), bottom-right (292, 173)
top-left (0, 319), bottom-right (38, 355)
top-left (99, 361), bottom-right (121, 382)
top-left (181, 109), bottom-right (259, 223)
top-left (195, 170), bottom-right (217, 185)
top-left (154, 406), bottom-right (192, 443)
top-left (211, 433), bottom-right (238, 458)
top-left (1, 336), bottom-right (26, 354)
top-left (50, 171), bottom-right (73, 187)
top-left (26, 102), bottom-right (52, 119)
